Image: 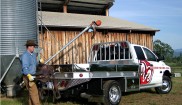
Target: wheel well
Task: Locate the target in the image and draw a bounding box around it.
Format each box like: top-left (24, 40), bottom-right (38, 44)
top-left (102, 78), bottom-right (125, 92)
top-left (163, 70), bottom-right (172, 77)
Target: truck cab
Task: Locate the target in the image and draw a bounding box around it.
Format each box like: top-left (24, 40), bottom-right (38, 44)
top-left (131, 43), bottom-right (171, 93)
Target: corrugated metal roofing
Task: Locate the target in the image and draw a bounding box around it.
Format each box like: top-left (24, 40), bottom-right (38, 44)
top-left (39, 0), bottom-right (114, 15)
top-left (39, 11), bottom-right (159, 31)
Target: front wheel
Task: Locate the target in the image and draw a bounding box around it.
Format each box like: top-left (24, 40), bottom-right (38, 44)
top-left (103, 80), bottom-right (122, 105)
top-left (155, 76), bottom-right (172, 94)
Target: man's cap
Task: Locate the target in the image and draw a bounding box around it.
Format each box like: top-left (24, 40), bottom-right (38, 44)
top-left (25, 40), bottom-right (38, 46)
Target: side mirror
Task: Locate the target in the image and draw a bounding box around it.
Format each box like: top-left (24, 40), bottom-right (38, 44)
top-left (157, 56), bottom-right (165, 61)
top-left (153, 51), bottom-right (165, 61)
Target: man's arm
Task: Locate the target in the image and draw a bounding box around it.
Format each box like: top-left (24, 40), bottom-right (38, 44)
top-left (21, 54), bottom-right (30, 75)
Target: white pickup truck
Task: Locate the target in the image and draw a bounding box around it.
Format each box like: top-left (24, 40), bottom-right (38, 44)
top-left (39, 41), bottom-right (172, 105)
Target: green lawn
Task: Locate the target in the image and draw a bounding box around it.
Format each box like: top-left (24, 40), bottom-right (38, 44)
top-left (1, 76), bottom-right (182, 105)
top-left (166, 62), bottom-right (182, 74)
top-left (121, 77), bottom-right (182, 105)
top-left (1, 62), bottom-right (182, 105)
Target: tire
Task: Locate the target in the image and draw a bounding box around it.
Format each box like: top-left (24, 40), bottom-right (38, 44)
top-left (155, 76), bottom-right (172, 94)
top-left (103, 80), bottom-right (122, 105)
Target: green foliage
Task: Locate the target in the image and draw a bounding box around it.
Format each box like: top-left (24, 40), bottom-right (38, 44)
top-left (153, 39), bottom-right (174, 62)
top-left (153, 39), bottom-right (182, 64)
top-left (172, 54), bottom-right (182, 64)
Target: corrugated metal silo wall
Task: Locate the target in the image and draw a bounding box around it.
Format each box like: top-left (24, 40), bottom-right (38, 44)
top-left (1, 0), bottom-right (37, 55)
top-left (1, 0), bottom-right (37, 86)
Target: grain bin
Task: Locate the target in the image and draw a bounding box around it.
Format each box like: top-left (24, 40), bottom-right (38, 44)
top-left (0, 0), bottom-right (37, 96)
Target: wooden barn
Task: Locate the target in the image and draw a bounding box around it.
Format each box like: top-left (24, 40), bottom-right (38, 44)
top-left (38, 0), bottom-right (159, 65)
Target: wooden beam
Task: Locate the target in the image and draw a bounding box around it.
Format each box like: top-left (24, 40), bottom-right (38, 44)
top-left (64, 0), bottom-right (70, 5)
top-left (63, 5), bottom-right (67, 13)
top-left (39, 0), bottom-right (63, 4)
top-left (106, 2), bottom-right (113, 9)
top-left (106, 8), bottom-right (109, 16)
top-left (104, 2), bottom-right (113, 16)
top-left (63, 0), bottom-right (70, 13)
top-left (71, 0), bottom-right (114, 5)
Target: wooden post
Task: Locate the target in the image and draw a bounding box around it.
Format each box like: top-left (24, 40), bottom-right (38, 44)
top-left (63, 5), bottom-right (67, 13)
top-left (106, 8), bottom-right (109, 16)
top-left (104, 2), bottom-right (113, 16)
top-left (63, 0), bottom-right (70, 13)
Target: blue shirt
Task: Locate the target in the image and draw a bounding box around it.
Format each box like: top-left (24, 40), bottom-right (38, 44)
top-left (21, 51), bottom-right (37, 75)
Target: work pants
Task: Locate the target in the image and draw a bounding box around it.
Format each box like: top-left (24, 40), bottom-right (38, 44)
top-left (23, 76), bottom-right (41, 105)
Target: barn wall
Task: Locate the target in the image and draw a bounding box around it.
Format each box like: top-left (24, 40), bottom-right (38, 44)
top-left (39, 30), bottom-right (153, 65)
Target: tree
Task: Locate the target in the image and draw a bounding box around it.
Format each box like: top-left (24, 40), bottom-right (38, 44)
top-left (153, 39), bottom-right (174, 62)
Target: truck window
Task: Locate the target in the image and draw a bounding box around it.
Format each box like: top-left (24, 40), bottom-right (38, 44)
top-left (143, 48), bottom-right (157, 61)
top-left (95, 42), bottom-right (132, 61)
top-left (134, 46), bottom-right (145, 60)
top-left (97, 47), bottom-right (107, 60)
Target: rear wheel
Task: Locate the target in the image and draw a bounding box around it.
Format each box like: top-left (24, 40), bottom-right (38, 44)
top-left (155, 76), bottom-right (172, 94)
top-left (103, 80), bottom-right (122, 105)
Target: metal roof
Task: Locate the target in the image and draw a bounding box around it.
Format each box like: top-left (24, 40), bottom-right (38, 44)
top-left (39, 0), bottom-right (114, 15)
top-left (39, 11), bottom-right (159, 31)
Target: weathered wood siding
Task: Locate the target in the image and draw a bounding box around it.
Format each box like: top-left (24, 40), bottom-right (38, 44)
top-left (39, 30), bottom-right (153, 65)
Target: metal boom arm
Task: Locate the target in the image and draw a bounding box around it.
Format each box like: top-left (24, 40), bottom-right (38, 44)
top-left (44, 20), bottom-right (101, 64)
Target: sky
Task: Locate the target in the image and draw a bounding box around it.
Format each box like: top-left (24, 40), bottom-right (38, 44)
top-left (110, 0), bottom-right (182, 50)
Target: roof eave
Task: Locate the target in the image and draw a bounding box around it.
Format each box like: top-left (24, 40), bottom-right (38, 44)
top-left (39, 25), bottom-right (160, 32)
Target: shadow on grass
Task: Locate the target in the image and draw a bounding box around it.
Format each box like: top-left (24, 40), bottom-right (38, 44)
top-left (15, 88), bottom-right (29, 105)
top-left (123, 89), bottom-right (156, 96)
top-left (7, 88), bottom-right (158, 105)
top-left (14, 89), bottom-right (96, 105)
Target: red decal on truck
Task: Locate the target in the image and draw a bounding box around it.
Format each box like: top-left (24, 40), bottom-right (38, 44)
top-left (140, 60), bottom-right (154, 85)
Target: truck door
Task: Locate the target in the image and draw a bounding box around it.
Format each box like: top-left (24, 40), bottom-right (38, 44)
top-left (134, 46), bottom-right (162, 86)
top-left (142, 47), bottom-right (163, 85)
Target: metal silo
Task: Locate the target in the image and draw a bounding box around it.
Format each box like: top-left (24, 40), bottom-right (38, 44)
top-left (0, 0), bottom-right (37, 96)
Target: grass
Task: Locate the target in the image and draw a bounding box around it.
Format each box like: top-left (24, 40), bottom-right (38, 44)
top-left (165, 62), bottom-right (182, 74)
top-left (1, 77), bottom-right (182, 105)
top-left (120, 77), bottom-right (182, 105)
top-left (166, 62), bottom-right (182, 67)
top-left (1, 63), bottom-right (182, 105)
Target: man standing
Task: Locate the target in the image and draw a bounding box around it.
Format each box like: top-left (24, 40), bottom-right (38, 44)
top-left (21, 40), bottom-right (41, 105)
